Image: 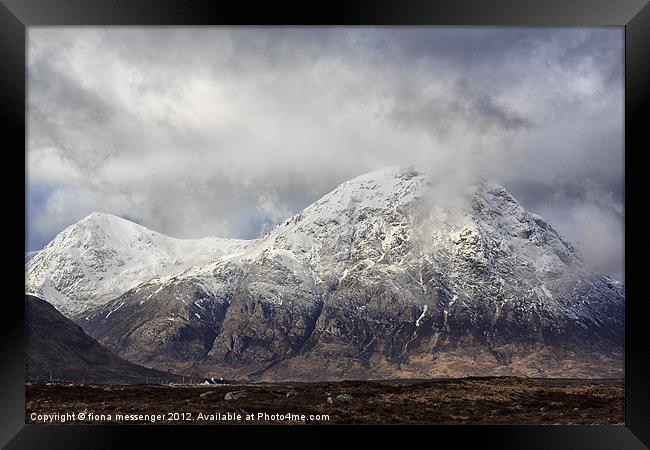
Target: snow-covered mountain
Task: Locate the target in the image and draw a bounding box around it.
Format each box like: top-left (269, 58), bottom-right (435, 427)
top-left (25, 212), bottom-right (250, 318)
top-left (26, 168), bottom-right (624, 380)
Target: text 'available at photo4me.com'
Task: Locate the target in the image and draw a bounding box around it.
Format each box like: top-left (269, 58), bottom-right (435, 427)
top-left (29, 410), bottom-right (332, 424)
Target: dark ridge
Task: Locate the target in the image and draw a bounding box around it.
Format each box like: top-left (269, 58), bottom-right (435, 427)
top-left (26, 295), bottom-right (179, 384)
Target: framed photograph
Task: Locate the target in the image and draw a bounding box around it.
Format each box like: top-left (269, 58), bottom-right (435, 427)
top-left (3, 0), bottom-right (649, 448)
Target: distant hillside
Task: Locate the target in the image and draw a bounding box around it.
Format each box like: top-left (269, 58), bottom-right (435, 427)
top-left (26, 295), bottom-right (178, 384)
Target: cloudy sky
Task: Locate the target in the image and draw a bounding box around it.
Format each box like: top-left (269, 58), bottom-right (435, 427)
top-left (26, 27), bottom-right (624, 280)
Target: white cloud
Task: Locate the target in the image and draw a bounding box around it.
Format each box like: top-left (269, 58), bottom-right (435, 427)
top-left (27, 27), bottom-right (624, 280)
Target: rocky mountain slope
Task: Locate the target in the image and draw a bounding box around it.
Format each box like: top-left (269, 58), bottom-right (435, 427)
top-left (25, 250), bottom-right (40, 262)
top-left (26, 295), bottom-right (178, 383)
top-left (26, 168), bottom-right (624, 380)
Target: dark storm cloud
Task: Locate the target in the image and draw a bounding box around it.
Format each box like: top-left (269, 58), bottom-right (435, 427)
top-left (388, 77), bottom-right (532, 142)
top-left (27, 27), bottom-right (624, 280)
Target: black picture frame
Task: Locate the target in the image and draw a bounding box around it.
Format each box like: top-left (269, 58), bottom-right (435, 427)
top-left (3, 1), bottom-right (649, 448)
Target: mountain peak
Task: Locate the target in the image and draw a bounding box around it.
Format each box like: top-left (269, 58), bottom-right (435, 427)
top-left (84, 211), bottom-right (107, 220)
top-left (77, 211), bottom-right (141, 230)
top-left (26, 212), bottom-right (249, 318)
top-left (80, 211), bottom-right (119, 222)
